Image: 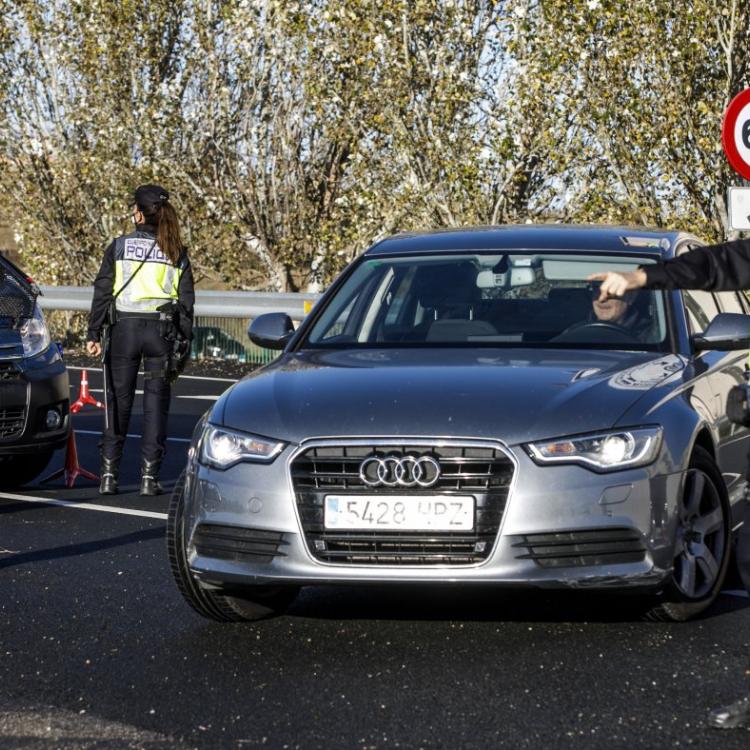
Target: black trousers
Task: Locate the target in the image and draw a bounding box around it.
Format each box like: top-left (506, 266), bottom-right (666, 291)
top-left (101, 316), bottom-right (170, 464)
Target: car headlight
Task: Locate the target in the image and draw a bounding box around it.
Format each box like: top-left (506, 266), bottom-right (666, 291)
top-left (20, 303), bottom-right (51, 358)
top-left (199, 424), bottom-right (285, 470)
top-left (526, 427), bottom-right (663, 472)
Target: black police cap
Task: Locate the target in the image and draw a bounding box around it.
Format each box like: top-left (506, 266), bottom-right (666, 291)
top-left (133, 184), bottom-right (170, 209)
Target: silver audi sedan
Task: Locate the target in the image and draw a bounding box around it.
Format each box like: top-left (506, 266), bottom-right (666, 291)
top-left (167, 226), bottom-right (750, 622)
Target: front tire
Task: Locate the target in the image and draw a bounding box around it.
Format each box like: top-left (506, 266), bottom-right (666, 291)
top-left (166, 470), bottom-right (299, 622)
top-left (645, 446), bottom-right (731, 622)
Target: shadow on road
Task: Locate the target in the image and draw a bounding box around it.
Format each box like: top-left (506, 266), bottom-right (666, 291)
top-left (0, 502), bottom-right (54, 515)
top-left (277, 583), bottom-right (750, 624)
top-left (0, 526), bottom-right (165, 570)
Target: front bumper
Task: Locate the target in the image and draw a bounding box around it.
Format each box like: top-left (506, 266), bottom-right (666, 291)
top-left (0, 352), bottom-right (70, 454)
top-left (183, 439), bottom-right (681, 592)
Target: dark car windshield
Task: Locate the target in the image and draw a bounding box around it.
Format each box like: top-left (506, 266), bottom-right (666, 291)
top-left (304, 252), bottom-right (669, 350)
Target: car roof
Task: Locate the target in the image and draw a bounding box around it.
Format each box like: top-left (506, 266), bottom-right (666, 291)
top-left (364, 224), bottom-right (699, 258)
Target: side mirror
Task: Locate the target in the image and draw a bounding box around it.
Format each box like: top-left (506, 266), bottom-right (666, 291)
top-left (248, 313), bottom-right (295, 350)
top-left (693, 312), bottom-right (750, 351)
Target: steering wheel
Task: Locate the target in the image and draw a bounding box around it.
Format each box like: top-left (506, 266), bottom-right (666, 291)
top-left (553, 321), bottom-right (636, 344)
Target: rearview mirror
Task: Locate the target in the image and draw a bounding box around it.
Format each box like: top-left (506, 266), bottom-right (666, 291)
top-left (248, 313), bottom-right (295, 350)
top-left (692, 313), bottom-right (750, 351)
top-left (476, 267), bottom-right (535, 289)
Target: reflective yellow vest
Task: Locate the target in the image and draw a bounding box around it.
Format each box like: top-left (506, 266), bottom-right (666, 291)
top-left (113, 232), bottom-right (187, 312)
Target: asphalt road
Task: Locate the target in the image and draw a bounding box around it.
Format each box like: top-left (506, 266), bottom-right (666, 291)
top-left (1, 364), bottom-right (750, 749)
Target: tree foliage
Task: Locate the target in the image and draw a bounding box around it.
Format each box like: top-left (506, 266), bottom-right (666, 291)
top-left (524, 0), bottom-right (750, 239)
top-left (0, 0), bottom-right (747, 290)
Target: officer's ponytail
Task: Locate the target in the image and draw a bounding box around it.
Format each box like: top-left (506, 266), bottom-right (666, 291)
top-left (139, 200), bottom-right (184, 265)
top-left (155, 202), bottom-right (184, 265)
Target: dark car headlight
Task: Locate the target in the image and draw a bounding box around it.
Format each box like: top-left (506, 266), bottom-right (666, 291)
top-left (526, 427), bottom-right (663, 472)
top-left (199, 424), bottom-right (285, 470)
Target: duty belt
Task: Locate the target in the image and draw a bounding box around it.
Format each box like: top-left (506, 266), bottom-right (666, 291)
top-left (117, 311), bottom-right (161, 319)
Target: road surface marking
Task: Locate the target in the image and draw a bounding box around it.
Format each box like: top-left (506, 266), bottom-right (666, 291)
top-left (66, 365), bottom-right (238, 383)
top-left (69, 385), bottom-right (216, 400)
top-left (70, 386), bottom-right (143, 395)
top-left (175, 373), bottom-right (238, 384)
top-left (0, 491), bottom-right (167, 520)
top-left (75, 429), bottom-right (191, 444)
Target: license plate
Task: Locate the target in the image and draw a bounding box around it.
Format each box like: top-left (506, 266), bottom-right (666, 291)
top-left (323, 495), bottom-right (474, 531)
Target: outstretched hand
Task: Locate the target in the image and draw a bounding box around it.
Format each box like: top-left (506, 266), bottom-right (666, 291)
top-left (587, 269), bottom-right (647, 301)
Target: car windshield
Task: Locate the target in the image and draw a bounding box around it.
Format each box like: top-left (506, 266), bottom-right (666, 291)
top-left (304, 252), bottom-right (669, 350)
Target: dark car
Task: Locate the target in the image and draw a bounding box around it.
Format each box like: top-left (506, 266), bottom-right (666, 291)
top-left (167, 225), bottom-right (750, 623)
top-left (0, 254), bottom-right (69, 487)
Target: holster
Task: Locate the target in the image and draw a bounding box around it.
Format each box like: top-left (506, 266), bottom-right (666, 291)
top-left (106, 299), bottom-right (119, 326)
top-left (156, 301), bottom-right (191, 383)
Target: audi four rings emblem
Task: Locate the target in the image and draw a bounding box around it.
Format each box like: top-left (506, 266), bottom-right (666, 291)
top-left (359, 454), bottom-right (441, 488)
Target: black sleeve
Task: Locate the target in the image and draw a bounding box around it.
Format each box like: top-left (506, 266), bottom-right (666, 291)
top-left (87, 241), bottom-right (116, 342)
top-left (177, 257), bottom-right (195, 341)
top-left (642, 239), bottom-right (750, 292)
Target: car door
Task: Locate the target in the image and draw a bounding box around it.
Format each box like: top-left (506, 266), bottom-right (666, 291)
top-left (683, 286), bottom-right (750, 511)
top-left (711, 289), bottom-right (750, 506)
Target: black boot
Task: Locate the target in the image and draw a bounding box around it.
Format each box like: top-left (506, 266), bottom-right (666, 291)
top-left (99, 456), bottom-right (119, 495)
top-left (139, 458), bottom-right (163, 496)
top-left (708, 695), bottom-right (750, 729)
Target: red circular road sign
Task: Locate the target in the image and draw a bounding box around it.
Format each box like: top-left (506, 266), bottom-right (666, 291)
top-left (722, 88), bottom-right (750, 180)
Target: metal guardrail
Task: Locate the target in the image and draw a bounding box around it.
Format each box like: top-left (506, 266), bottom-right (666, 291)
top-left (39, 286), bottom-right (322, 365)
top-left (38, 286), bottom-right (321, 318)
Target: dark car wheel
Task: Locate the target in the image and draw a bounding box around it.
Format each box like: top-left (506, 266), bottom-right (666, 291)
top-left (166, 470), bottom-right (299, 622)
top-left (0, 451), bottom-right (54, 489)
top-left (645, 446), bottom-right (731, 622)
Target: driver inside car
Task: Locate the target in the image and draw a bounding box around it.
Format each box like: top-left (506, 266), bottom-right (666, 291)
top-left (591, 283), bottom-right (637, 326)
top-left (553, 283), bottom-right (646, 343)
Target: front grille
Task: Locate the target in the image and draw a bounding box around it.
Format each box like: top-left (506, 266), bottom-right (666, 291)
top-left (512, 528), bottom-right (646, 568)
top-left (291, 442), bottom-right (515, 565)
top-left (0, 407), bottom-right (25, 440)
top-left (192, 524), bottom-right (287, 564)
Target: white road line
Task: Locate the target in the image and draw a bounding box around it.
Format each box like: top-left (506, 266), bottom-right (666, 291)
top-left (0, 491), bottom-right (167, 520)
top-left (75, 429), bottom-right (191, 444)
top-left (174, 373), bottom-right (238, 384)
top-left (66, 365), bottom-right (238, 383)
top-left (721, 589), bottom-right (750, 598)
top-left (69, 386), bottom-right (138, 395)
top-left (69, 385), bottom-right (218, 401)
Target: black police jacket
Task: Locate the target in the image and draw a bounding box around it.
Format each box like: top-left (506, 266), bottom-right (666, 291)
top-left (643, 238), bottom-right (750, 292)
top-left (87, 224), bottom-right (195, 342)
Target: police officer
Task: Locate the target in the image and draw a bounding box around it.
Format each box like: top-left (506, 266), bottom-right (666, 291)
top-left (592, 237), bottom-right (750, 730)
top-left (85, 185), bottom-right (194, 496)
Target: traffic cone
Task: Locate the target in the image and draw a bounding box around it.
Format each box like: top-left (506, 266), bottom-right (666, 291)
top-left (70, 369), bottom-right (104, 413)
top-left (40, 429), bottom-right (99, 488)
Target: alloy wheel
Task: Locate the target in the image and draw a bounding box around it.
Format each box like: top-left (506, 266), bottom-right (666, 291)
top-left (672, 468), bottom-right (726, 600)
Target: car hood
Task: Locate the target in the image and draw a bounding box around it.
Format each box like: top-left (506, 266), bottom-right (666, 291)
top-left (217, 348), bottom-right (685, 446)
